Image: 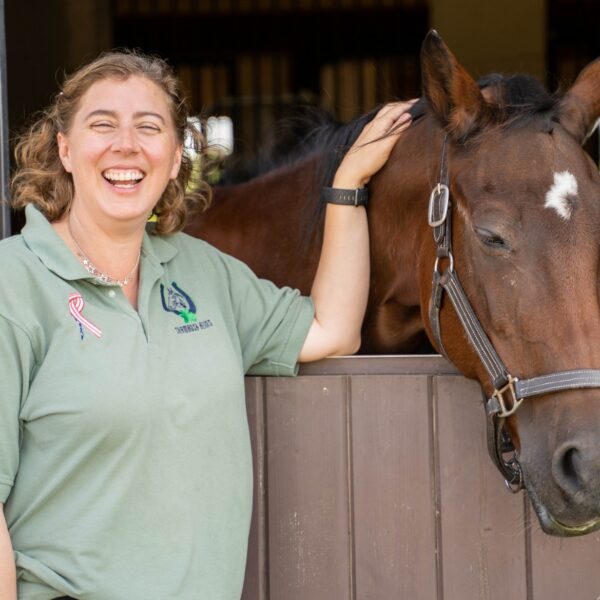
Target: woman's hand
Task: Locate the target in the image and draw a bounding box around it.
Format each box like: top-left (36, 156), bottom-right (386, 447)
top-left (333, 100), bottom-right (417, 189)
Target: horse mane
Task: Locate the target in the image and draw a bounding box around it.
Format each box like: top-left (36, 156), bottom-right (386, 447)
top-left (219, 73), bottom-right (558, 189)
top-left (218, 106), bottom-right (382, 187)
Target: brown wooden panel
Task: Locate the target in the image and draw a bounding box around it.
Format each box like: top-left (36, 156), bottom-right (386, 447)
top-left (435, 376), bottom-right (528, 599)
top-left (242, 377), bottom-right (267, 600)
top-left (351, 375), bottom-right (438, 600)
top-left (298, 355), bottom-right (459, 377)
top-left (530, 524), bottom-right (600, 598)
top-left (266, 376), bottom-right (352, 599)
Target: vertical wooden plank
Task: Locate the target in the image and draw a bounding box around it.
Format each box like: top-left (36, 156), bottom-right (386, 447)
top-left (236, 54), bottom-right (255, 149)
top-left (351, 375), bottom-right (438, 600)
top-left (177, 65), bottom-right (194, 104)
top-left (361, 60), bottom-right (377, 111)
top-left (242, 378), bottom-right (268, 600)
top-left (258, 54), bottom-right (275, 144)
top-left (200, 65), bottom-right (216, 109)
top-left (435, 375), bottom-right (528, 599)
top-left (266, 376), bottom-right (351, 600)
top-left (319, 63), bottom-right (335, 113)
top-left (529, 523), bottom-right (600, 597)
top-left (176, 0), bottom-right (193, 13)
top-left (338, 60), bottom-right (359, 122)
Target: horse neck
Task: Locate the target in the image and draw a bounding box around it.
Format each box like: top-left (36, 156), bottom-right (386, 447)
top-left (369, 122), bottom-right (441, 306)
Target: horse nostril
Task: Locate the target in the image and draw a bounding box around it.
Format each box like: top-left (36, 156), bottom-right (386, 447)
top-left (553, 445), bottom-right (584, 495)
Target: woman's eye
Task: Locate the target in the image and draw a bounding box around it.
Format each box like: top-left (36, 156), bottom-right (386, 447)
top-left (138, 123), bottom-right (161, 132)
top-left (91, 122), bottom-right (114, 130)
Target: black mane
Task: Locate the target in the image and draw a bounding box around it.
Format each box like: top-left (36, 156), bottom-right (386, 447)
top-left (219, 105), bottom-right (383, 187)
top-left (477, 73), bottom-right (559, 133)
top-left (218, 73), bottom-right (558, 190)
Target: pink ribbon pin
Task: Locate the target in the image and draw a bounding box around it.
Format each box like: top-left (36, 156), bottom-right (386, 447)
top-left (68, 293), bottom-right (102, 338)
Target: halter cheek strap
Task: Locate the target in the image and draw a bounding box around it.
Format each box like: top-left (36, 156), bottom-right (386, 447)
top-left (427, 136), bottom-right (600, 491)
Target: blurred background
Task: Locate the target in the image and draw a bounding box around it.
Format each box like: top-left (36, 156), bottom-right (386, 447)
top-left (2, 0), bottom-right (599, 232)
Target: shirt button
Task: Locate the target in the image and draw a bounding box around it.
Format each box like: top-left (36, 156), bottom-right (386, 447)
top-left (108, 289), bottom-right (117, 298)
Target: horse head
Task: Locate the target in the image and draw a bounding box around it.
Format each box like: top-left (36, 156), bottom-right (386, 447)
top-left (416, 31), bottom-right (600, 536)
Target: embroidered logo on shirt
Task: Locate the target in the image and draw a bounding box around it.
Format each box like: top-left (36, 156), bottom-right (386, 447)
top-left (68, 293), bottom-right (102, 339)
top-left (160, 281), bottom-right (213, 334)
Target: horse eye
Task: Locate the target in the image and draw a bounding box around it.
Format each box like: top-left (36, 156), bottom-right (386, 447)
top-left (475, 227), bottom-right (509, 249)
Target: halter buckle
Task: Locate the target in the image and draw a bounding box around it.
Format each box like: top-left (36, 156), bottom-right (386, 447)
top-left (428, 183), bottom-right (450, 227)
top-left (492, 375), bottom-right (523, 418)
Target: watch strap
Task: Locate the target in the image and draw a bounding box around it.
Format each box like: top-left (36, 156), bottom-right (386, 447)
top-left (321, 186), bottom-right (368, 207)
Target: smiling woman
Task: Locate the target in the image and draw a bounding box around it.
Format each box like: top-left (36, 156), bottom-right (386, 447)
top-left (0, 49), bottom-right (415, 599)
top-left (53, 76), bottom-right (185, 305)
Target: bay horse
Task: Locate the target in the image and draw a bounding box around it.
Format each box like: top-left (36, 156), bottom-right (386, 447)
top-left (186, 31), bottom-right (600, 537)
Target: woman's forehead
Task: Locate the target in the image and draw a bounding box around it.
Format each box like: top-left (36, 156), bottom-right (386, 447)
top-left (76, 76), bottom-right (173, 120)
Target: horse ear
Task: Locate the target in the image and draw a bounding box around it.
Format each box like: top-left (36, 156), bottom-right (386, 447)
top-left (420, 30), bottom-right (489, 140)
top-left (559, 58), bottom-right (600, 144)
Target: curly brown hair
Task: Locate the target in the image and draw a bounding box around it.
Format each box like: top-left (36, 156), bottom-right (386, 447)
top-left (10, 49), bottom-right (211, 234)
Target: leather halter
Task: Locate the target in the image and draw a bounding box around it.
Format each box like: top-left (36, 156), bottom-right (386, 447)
top-left (427, 136), bottom-right (600, 491)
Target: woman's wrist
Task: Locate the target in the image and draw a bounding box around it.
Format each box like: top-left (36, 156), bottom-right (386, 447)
top-left (332, 173), bottom-right (368, 189)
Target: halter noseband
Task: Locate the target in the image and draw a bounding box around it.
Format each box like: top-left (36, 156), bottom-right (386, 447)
top-left (427, 136), bottom-right (600, 492)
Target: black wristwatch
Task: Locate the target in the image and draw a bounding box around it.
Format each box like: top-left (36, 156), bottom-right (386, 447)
top-left (321, 186), bottom-right (368, 207)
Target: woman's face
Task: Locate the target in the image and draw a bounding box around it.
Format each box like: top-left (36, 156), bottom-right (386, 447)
top-left (57, 75), bottom-right (183, 229)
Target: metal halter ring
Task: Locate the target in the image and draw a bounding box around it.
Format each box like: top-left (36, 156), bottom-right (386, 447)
top-left (433, 252), bottom-right (454, 274)
top-left (428, 183), bottom-right (450, 227)
top-left (504, 459), bottom-right (524, 493)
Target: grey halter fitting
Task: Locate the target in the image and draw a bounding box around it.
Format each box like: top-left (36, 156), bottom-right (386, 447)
top-left (427, 136), bottom-right (600, 492)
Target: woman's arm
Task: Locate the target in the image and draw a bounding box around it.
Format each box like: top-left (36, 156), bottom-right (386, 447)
top-left (0, 504), bottom-right (17, 600)
top-left (299, 101), bottom-right (415, 362)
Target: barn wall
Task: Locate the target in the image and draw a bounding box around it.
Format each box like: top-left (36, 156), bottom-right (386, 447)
top-left (430, 0), bottom-right (546, 82)
top-left (242, 356), bottom-right (600, 600)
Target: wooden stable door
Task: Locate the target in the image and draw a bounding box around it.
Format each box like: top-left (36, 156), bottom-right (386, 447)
top-left (242, 356), bottom-right (600, 600)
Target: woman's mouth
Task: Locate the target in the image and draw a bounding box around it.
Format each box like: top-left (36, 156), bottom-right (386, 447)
top-left (102, 169), bottom-right (145, 189)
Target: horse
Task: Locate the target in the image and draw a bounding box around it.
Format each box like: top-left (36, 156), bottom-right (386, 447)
top-left (186, 31), bottom-right (600, 537)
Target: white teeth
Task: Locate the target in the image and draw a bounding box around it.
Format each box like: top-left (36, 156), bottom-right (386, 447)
top-left (103, 170), bottom-right (144, 183)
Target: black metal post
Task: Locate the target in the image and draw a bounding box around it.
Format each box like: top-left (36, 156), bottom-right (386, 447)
top-left (0, 0), bottom-right (10, 239)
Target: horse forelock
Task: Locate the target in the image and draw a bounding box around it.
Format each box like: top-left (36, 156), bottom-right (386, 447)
top-left (450, 73), bottom-right (560, 145)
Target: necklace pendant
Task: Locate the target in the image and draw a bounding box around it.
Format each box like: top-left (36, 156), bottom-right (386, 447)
top-left (68, 220), bottom-right (141, 288)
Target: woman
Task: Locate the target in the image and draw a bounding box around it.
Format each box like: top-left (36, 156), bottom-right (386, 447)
top-left (0, 50), bottom-right (413, 599)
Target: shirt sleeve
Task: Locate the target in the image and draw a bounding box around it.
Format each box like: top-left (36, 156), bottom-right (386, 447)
top-left (0, 315), bottom-right (35, 503)
top-left (219, 253), bottom-right (315, 377)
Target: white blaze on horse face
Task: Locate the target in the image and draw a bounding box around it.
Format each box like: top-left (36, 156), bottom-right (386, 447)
top-left (544, 171), bottom-right (578, 220)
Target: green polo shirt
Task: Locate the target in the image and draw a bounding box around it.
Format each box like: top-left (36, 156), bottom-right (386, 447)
top-left (0, 205), bottom-right (314, 600)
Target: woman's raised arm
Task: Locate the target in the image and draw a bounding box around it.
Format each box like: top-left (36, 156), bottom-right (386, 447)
top-left (299, 101), bottom-right (416, 362)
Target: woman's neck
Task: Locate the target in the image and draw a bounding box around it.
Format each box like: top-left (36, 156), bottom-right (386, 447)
top-left (52, 210), bottom-right (145, 308)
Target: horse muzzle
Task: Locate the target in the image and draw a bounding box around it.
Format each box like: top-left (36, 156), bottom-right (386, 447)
top-left (521, 424), bottom-right (600, 537)
top-left (526, 482), bottom-right (600, 537)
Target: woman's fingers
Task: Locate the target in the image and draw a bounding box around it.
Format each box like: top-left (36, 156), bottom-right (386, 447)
top-left (362, 99), bottom-right (418, 140)
top-left (333, 99), bottom-right (417, 187)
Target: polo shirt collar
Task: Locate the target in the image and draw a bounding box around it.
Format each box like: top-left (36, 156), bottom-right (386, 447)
top-left (21, 204), bottom-right (178, 282)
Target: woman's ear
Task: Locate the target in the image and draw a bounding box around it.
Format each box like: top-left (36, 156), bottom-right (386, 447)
top-left (57, 132), bottom-right (73, 173)
top-left (170, 144), bottom-right (183, 180)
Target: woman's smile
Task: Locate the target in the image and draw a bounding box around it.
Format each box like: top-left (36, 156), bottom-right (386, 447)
top-left (57, 76), bottom-right (183, 229)
top-left (102, 168), bottom-right (146, 189)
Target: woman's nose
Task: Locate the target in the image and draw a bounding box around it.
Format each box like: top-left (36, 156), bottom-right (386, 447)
top-left (111, 127), bottom-right (140, 153)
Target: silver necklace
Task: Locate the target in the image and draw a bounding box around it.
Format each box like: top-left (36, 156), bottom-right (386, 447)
top-left (68, 222), bottom-right (141, 287)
